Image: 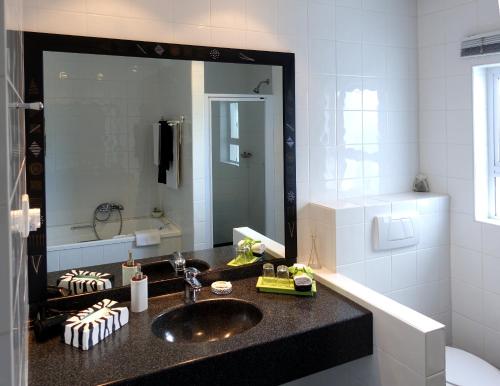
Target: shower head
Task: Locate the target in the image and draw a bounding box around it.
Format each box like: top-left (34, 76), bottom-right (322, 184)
top-left (253, 78), bottom-right (270, 94)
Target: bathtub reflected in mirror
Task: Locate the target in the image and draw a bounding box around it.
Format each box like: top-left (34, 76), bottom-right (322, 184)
top-left (37, 44), bottom-right (289, 298)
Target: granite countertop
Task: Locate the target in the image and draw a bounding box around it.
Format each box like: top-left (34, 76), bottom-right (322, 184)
top-left (29, 277), bottom-right (372, 386)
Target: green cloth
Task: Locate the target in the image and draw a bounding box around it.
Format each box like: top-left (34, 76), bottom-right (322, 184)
top-left (227, 254), bottom-right (260, 266)
top-left (288, 265), bottom-right (314, 279)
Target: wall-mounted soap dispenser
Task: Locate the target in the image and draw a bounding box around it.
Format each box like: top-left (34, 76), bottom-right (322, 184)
top-left (11, 194), bottom-right (41, 238)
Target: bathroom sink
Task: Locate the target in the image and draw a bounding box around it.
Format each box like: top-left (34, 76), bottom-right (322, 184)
top-left (151, 299), bottom-right (263, 343)
top-left (141, 259), bottom-right (210, 281)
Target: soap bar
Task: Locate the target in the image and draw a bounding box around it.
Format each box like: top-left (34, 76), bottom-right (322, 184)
top-left (294, 274), bottom-right (313, 292)
top-left (211, 281), bottom-right (232, 295)
top-left (64, 299), bottom-right (129, 351)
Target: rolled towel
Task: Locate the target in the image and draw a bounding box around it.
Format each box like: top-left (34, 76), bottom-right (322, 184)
top-left (238, 239), bottom-right (266, 256)
top-left (135, 229), bottom-right (160, 247)
top-left (252, 242), bottom-right (266, 256)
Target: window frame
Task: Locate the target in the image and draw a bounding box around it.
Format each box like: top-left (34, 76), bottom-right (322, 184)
top-left (487, 67), bottom-right (500, 218)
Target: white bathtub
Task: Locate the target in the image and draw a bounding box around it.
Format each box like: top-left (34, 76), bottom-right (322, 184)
top-left (46, 217), bottom-right (182, 272)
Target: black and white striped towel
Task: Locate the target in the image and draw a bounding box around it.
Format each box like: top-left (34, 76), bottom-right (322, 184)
top-left (64, 299), bottom-right (129, 350)
top-left (57, 270), bottom-right (113, 295)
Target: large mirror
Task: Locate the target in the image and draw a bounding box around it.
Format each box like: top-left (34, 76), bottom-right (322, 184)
top-left (24, 33), bottom-right (296, 303)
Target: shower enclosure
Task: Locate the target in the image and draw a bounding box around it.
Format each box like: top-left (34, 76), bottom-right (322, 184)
top-left (207, 95), bottom-right (276, 246)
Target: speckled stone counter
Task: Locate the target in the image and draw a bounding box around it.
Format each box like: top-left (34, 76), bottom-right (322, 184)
top-left (29, 277), bottom-right (372, 386)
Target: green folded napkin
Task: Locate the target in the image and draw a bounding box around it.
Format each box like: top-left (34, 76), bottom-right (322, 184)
top-left (227, 254), bottom-right (260, 266)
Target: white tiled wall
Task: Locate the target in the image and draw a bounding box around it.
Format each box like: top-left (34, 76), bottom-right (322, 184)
top-left (286, 272), bottom-right (446, 386)
top-left (17, 1), bottom-right (435, 385)
top-left (417, 0), bottom-right (500, 367)
top-left (309, 193), bottom-right (452, 340)
top-left (22, 0), bottom-right (420, 260)
top-left (1, 0), bottom-right (28, 385)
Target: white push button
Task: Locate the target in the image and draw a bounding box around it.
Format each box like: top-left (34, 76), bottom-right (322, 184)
top-left (373, 216), bottom-right (419, 251)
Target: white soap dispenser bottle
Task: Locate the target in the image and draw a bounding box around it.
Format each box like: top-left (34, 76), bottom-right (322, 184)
top-left (130, 264), bottom-right (148, 313)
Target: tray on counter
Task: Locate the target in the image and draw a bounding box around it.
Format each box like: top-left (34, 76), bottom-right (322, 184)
top-left (256, 276), bottom-right (316, 297)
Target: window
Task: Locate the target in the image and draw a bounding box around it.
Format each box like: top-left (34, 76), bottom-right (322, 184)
top-left (473, 64), bottom-right (500, 224)
top-left (219, 102), bottom-right (240, 166)
top-left (487, 68), bottom-right (500, 218)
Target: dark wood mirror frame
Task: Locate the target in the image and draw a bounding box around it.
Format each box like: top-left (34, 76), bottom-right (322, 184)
top-left (24, 32), bottom-right (296, 310)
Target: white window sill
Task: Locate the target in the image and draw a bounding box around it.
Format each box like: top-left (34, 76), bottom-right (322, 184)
top-left (220, 161), bottom-right (239, 167)
top-left (475, 216), bottom-right (500, 227)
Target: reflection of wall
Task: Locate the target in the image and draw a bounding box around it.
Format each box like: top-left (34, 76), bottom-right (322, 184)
top-left (44, 54), bottom-right (196, 251)
top-left (205, 62), bottom-right (272, 95)
top-left (157, 60), bottom-right (194, 251)
top-left (44, 53), bottom-right (163, 227)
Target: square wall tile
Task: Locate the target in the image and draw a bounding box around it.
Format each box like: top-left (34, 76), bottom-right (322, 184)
top-left (211, 0), bottom-right (245, 28)
top-left (336, 6), bottom-right (362, 43)
top-left (366, 256), bottom-right (392, 294)
top-left (173, 0), bottom-right (210, 25)
top-left (308, 0), bottom-right (335, 40)
top-left (335, 205), bottom-right (364, 227)
top-left (337, 262), bottom-right (366, 284)
top-left (245, 1), bottom-right (277, 32)
top-left (336, 224), bottom-right (364, 265)
top-left (452, 312), bottom-right (484, 358)
top-left (59, 248), bottom-right (83, 270)
top-left (392, 251), bottom-right (417, 290)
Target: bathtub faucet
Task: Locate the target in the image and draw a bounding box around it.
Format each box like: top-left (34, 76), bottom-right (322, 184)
top-left (93, 202), bottom-right (125, 240)
top-left (96, 203), bottom-right (124, 213)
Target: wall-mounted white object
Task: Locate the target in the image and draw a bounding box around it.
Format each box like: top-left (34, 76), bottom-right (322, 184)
top-left (11, 194), bottom-right (41, 238)
top-left (373, 215), bottom-right (418, 251)
top-left (9, 101), bottom-right (43, 110)
top-left (461, 30), bottom-right (500, 57)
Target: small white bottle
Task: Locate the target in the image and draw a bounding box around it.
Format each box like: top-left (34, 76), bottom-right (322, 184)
top-left (130, 264), bottom-right (148, 313)
top-left (122, 250), bottom-right (139, 286)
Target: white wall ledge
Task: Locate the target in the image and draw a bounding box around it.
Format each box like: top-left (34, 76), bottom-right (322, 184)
top-left (315, 269), bottom-right (445, 334)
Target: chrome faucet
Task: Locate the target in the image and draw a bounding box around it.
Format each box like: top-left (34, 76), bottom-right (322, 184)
top-left (167, 251), bottom-right (186, 277)
top-left (184, 267), bottom-right (202, 303)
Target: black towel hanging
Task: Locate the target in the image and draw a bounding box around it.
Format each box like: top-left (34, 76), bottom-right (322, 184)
top-left (158, 119), bottom-right (174, 184)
